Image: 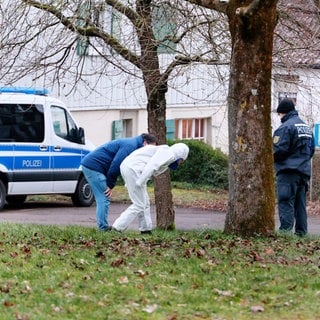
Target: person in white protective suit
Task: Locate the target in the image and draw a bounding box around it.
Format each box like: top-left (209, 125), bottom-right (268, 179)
top-left (112, 143), bottom-right (189, 234)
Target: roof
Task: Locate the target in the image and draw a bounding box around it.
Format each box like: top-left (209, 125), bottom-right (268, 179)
top-left (274, 0), bottom-right (320, 68)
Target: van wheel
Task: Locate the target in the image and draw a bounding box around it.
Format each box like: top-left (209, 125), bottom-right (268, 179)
top-left (71, 175), bottom-right (94, 207)
top-left (0, 180), bottom-right (6, 210)
top-left (6, 195), bottom-right (27, 207)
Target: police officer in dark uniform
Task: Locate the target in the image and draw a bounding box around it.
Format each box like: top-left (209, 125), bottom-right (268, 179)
top-left (273, 98), bottom-right (315, 236)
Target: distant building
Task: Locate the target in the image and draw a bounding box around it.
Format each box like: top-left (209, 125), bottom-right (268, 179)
top-left (1, 0), bottom-right (319, 152)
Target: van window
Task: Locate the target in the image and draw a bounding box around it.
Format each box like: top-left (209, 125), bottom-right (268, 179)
top-left (0, 104), bottom-right (44, 142)
top-left (51, 105), bottom-right (79, 143)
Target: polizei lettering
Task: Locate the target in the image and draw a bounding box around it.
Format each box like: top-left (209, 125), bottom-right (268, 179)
top-left (295, 123), bottom-right (313, 138)
top-left (22, 159), bottom-right (42, 167)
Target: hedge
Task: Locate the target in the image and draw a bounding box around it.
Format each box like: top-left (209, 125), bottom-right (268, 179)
top-left (168, 139), bottom-right (228, 190)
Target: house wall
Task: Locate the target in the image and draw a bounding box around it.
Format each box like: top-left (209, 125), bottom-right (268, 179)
top-left (71, 104), bottom-right (230, 153)
top-left (71, 108), bottom-right (149, 146)
top-left (55, 62), bottom-right (230, 153)
top-left (1, 1), bottom-right (319, 154)
top-left (271, 67), bottom-right (320, 132)
top-left (71, 65), bottom-right (320, 154)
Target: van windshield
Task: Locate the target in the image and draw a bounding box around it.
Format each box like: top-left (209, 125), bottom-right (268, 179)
top-left (0, 104), bottom-right (44, 142)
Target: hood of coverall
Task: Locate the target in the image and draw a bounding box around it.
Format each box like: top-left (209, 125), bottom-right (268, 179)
top-left (170, 143), bottom-right (189, 161)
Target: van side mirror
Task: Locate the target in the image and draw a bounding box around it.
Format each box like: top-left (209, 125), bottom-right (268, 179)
top-left (78, 127), bottom-right (85, 145)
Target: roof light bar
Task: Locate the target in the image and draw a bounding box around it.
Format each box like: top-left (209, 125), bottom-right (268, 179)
top-left (0, 87), bottom-right (49, 96)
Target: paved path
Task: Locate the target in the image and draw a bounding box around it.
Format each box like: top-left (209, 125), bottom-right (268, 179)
top-left (1, 202), bottom-right (320, 235)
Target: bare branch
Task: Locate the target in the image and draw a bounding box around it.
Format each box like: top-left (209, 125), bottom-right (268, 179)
top-left (186, 0), bottom-right (229, 13)
top-left (104, 0), bottom-right (142, 29)
top-left (2, 0), bottom-right (230, 98)
top-left (22, 0), bottom-right (77, 31)
top-left (22, 0), bottom-right (142, 68)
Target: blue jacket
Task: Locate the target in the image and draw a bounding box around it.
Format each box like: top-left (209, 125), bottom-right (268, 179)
top-left (273, 110), bottom-right (315, 177)
top-left (81, 135), bottom-right (144, 189)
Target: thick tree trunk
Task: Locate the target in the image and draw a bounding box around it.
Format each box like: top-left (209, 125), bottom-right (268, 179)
top-left (224, 1), bottom-right (278, 236)
top-left (137, 0), bottom-right (175, 230)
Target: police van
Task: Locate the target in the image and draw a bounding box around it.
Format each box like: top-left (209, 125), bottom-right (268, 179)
top-left (0, 87), bottom-right (95, 210)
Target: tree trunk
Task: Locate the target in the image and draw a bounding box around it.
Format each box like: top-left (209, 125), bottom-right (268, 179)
top-left (137, 0), bottom-right (175, 229)
top-left (224, 1), bottom-right (278, 236)
top-left (154, 172), bottom-right (175, 230)
top-left (146, 84), bottom-right (175, 230)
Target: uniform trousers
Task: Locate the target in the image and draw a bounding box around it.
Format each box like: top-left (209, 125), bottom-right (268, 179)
top-left (276, 172), bottom-right (309, 236)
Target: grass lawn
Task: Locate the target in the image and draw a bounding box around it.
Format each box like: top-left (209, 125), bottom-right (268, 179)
top-left (110, 185), bottom-right (227, 212)
top-left (1, 224), bottom-right (320, 319)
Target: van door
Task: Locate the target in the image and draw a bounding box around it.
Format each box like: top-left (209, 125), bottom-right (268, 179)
top-left (3, 104), bottom-right (52, 194)
top-left (0, 105), bottom-right (14, 175)
top-left (50, 105), bottom-right (84, 193)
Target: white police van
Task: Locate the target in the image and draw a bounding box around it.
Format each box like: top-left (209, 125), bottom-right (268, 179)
top-left (0, 87), bottom-right (95, 210)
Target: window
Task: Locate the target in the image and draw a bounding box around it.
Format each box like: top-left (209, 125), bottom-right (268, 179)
top-left (0, 104), bottom-right (44, 142)
top-left (274, 74), bottom-right (299, 106)
top-left (51, 106), bottom-right (79, 143)
top-left (278, 92), bottom-right (297, 105)
top-left (174, 118), bottom-right (205, 141)
top-left (112, 119), bottom-right (133, 139)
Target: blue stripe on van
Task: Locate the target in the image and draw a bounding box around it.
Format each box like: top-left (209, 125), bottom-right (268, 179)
top-left (0, 145), bottom-right (14, 170)
top-left (1, 144), bottom-right (91, 171)
top-left (13, 144), bottom-right (50, 152)
top-left (0, 145), bottom-right (13, 151)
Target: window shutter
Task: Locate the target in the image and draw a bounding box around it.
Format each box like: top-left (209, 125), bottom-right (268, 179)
top-left (76, 1), bottom-right (91, 56)
top-left (112, 120), bottom-right (124, 140)
top-left (152, 5), bottom-right (177, 54)
top-left (166, 119), bottom-right (175, 139)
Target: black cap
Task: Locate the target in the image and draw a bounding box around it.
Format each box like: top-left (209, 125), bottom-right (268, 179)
top-left (276, 99), bottom-right (295, 114)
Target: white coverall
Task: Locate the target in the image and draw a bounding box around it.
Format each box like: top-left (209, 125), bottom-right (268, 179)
top-left (112, 143), bottom-right (189, 232)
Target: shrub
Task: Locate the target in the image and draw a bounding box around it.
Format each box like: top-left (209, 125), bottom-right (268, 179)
top-left (168, 139), bottom-right (229, 190)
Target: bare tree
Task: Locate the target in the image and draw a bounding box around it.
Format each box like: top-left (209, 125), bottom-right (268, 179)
top-left (0, 0), bottom-right (230, 229)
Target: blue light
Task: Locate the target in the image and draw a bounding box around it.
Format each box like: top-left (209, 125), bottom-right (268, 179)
top-left (0, 87), bottom-right (49, 95)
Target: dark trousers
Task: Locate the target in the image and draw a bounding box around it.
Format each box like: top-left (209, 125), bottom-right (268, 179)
top-left (276, 172), bottom-right (309, 236)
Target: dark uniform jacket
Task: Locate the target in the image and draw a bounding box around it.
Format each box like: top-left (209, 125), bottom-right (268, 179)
top-left (273, 110), bottom-right (315, 177)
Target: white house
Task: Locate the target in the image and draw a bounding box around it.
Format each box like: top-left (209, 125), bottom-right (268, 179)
top-left (0, 0), bottom-right (319, 153)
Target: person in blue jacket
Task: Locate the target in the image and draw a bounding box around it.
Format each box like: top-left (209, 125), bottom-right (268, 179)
top-left (273, 98), bottom-right (315, 236)
top-left (81, 133), bottom-right (157, 231)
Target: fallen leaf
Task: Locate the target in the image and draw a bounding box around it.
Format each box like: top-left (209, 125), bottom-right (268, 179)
top-left (118, 276), bottom-right (129, 284)
top-left (213, 288), bottom-right (234, 297)
top-left (142, 304), bottom-right (158, 313)
top-left (134, 269), bottom-right (147, 278)
top-left (10, 252), bottom-right (18, 258)
top-left (264, 247), bottom-right (274, 255)
top-left (4, 300), bottom-right (14, 307)
top-left (251, 305), bottom-right (264, 313)
top-left (250, 251), bottom-right (264, 262)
